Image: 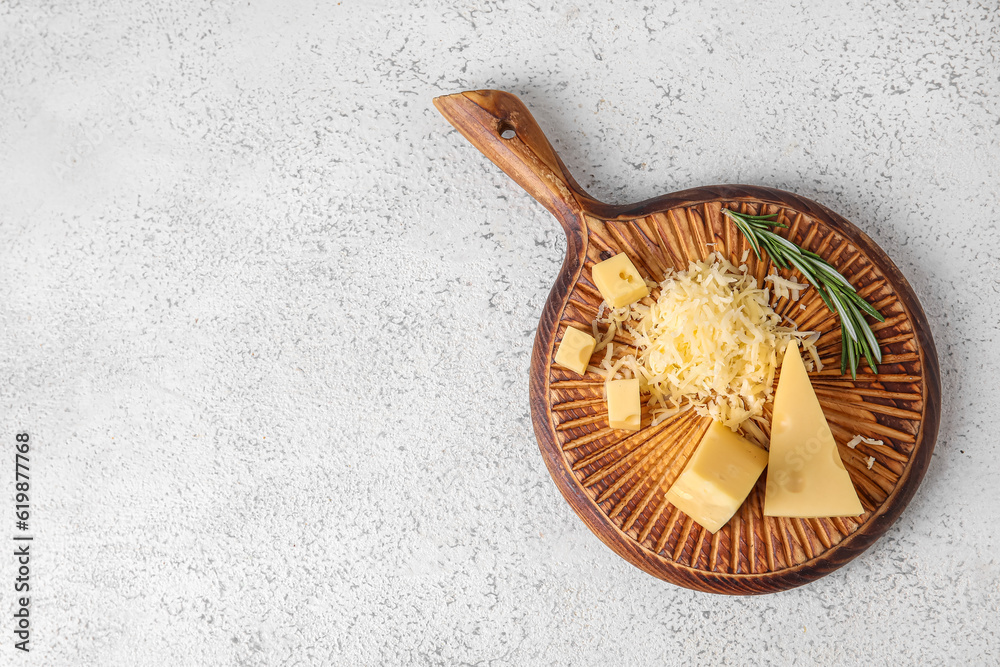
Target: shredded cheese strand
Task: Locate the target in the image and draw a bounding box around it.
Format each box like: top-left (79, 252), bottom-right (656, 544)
top-left (847, 434), bottom-right (885, 449)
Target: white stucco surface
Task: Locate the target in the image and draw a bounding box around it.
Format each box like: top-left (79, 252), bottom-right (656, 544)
top-left (1, 1), bottom-right (998, 664)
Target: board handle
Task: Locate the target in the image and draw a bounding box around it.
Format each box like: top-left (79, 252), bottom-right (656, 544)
top-left (433, 90), bottom-right (602, 231)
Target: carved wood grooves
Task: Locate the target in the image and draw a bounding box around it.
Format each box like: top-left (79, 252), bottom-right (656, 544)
top-left (435, 90), bottom-right (941, 594)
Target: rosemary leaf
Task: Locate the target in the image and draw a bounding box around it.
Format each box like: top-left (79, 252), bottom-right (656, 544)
top-left (811, 260), bottom-right (856, 291)
top-left (846, 333), bottom-right (858, 379)
top-left (843, 288), bottom-right (886, 322)
top-left (840, 330), bottom-right (849, 375)
top-left (828, 289), bottom-right (859, 343)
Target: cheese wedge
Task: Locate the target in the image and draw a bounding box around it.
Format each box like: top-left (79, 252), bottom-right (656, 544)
top-left (666, 421), bottom-right (768, 533)
top-left (764, 342), bottom-right (863, 517)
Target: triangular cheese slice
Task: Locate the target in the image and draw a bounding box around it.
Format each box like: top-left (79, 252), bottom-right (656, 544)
top-left (764, 341), bottom-right (863, 517)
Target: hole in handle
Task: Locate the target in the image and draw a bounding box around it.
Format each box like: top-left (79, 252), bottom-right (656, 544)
top-left (498, 121), bottom-right (516, 140)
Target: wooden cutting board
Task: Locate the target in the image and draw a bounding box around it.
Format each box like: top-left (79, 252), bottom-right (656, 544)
top-left (434, 89), bottom-right (941, 594)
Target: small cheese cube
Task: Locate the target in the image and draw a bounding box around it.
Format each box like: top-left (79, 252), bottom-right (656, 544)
top-left (606, 378), bottom-right (641, 431)
top-left (665, 421), bottom-right (768, 533)
top-left (592, 253), bottom-right (650, 308)
top-left (554, 327), bottom-right (596, 375)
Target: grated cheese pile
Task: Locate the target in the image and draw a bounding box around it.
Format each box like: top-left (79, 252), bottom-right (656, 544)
top-left (589, 253), bottom-right (820, 431)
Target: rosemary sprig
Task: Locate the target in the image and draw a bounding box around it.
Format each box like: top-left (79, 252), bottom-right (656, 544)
top-left (722, 208), bottom-right (884, 378)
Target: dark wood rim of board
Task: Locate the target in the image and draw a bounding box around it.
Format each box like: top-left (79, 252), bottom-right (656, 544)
top-left (435, 90), bottom-right (942, 594)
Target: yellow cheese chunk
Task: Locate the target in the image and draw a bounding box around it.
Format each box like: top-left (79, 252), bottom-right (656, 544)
top-left (592, 253), bottom-right (650, 308)
top-left (665, 421), bottom-right (768, 533)
top-left (554, 327), bottom-right (596, 375)
top-left (764, 342), bottom-right (863, 518)
top-left (606, 378), bottom-right (641, 431)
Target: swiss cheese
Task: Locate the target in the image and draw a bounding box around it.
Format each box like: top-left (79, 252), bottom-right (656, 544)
top-left (666, 421), bottom-right (768, 533)
top-left (606, 378), bottom-right (641, 431)
top-left (554, 327), bottom-right (596, 375)
top-left (592, 253), bottom-right (649, 308)
top-left (764, 342), bottom-right (863, 518)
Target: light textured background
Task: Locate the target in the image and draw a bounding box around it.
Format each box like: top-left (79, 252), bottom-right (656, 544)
top-left (1, 0), bottom-right (998, 665)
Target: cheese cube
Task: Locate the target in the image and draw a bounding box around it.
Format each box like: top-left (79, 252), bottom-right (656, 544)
top-left (606, 378), bottom-right (641, 431)
top-left (592, 253), bottom-right (650, 308)
top-left (554, 327), bottom-right (596, 375)
top-left (665, 421), bottom-right (768, 534)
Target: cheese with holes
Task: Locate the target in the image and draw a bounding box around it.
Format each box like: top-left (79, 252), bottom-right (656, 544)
top-left (606, 378), bottom-right (641, 431)
top-left (592, 253), bottom-right (649, 308)
top-left (554, 327), bottom-right (596, 375)
top-left (665, 420), bottom-right (768, 533)
top-left (764, 342), bottom-right (863, 517)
